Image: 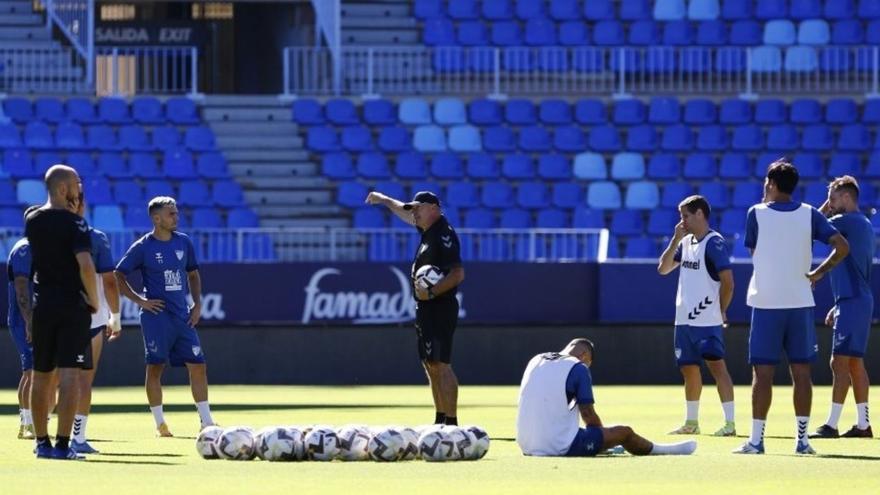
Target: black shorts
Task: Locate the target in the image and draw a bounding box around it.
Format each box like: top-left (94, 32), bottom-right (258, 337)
top-left (31, 294), bottom-right (92, 372)
top-left (415, 297), bottom-right (459, 364)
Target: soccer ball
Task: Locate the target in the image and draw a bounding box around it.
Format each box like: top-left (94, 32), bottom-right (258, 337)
top-left (445, 427), bottom-right (475, 460)
top-left (414, 265), bottom-right (443, 290)
top-left (284, 426), bottom-right (308, 460)
top-left (305, 426), bottom-right (340, 461)
top-left (463, 425), bottom-right (490, 460)
top-left (336, 426), bottom-right (371, 461)
top-left (196, 425), bottom-right (223, 459)
top-left (368, 428), bottom-right (405, 462)
top-left (216, 427), bottom-right (256, 461)
top-left (399, 427), bottom-right (421, 461)
top-left (256, 427), bottom-right (301, 462)
top-left (418, 428), bottom-right (453, 462)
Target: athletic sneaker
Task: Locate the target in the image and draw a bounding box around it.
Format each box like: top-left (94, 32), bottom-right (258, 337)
top-left (840, 425), bottom-right (873, 438)
top-left (808, 424), bottom-right (839, 439)
top-left (713, 421), bottom-right (736, 437)
top-left (603, 445), bottom-right (626, 455)
top-left (669, 420), bottom-right (700, 435)
top-left (795, 441), bottom-right (816, 455)
top-left (156, 423), bottom-right (173, 437)
top-left (35, 442), bottom-right (54, 459)
top-left (51, 447), bottom-right (85, 460)
top-left (732, 441), bottom-right (764, 454)
top-left (71, 440), bottom-right (99, 454)
top-left (200, 422), bottom-right (219, 430)
top-left (18, 424), bottom-right (35, 440)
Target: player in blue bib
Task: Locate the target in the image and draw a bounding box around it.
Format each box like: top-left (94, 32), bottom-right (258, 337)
top-left (810, 176), bottom-right (875, 439)
top-left (115, 197), bottom-right (216, 436)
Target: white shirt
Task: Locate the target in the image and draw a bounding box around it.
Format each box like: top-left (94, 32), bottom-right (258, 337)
top-left (675, 232), bottom-right (724, 326)
top-left (516, 353), bottom-right (580, 456)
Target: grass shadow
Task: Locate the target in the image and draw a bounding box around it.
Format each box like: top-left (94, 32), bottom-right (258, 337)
top-left (0, 404), bottom-right (440, 415)
top-left (86, 459), bottom-right (180, 466)
top-left (98, 453), bottom-right (185, 458)
top-left (819, 454), bottom-right (880, 461)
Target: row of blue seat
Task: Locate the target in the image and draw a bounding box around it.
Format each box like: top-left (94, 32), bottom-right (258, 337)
top-left (0, 203), bottom-right (258, 230)
top-left (1, 149), bottom-right (229, 180)
top-left (322, 151), bottom-right (880, 181)
top-left (0, 96), bottom-right (201, 125)
top-left (295, 97), bottom-right (880, 127)
top-left (415, 0), bottom-right (880, 22)
top-left (0, 123), bottom-right (215, 152)
top-left (423, 17), bottom-right (880, 46)
top-left (306, 123), bottom-right (880, 153)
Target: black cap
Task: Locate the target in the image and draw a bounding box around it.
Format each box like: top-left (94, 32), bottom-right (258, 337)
top-left (402, 191), bottom-right (440, 210)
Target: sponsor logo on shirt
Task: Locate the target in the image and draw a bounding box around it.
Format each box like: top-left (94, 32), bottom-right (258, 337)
top-left (164, 270), bottom-right (183, 292)
top-left (681, 260), bottom-right (701, 270)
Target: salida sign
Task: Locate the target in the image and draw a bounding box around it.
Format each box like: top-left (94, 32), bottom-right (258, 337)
top-left (95, 22), bottom-right (205, 45)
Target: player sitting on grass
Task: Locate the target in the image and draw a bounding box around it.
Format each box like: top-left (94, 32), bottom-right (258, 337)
top-left (517, 338), bottom-right (697, 457)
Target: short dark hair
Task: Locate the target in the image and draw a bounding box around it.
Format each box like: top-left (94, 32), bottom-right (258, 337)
top-left (678, 195), bottom-right (711, 220)
top-left (148, 196), bottom-right (177, 215)
top-left (828, 175), bottom-right (860, 200)
top-left (766, 159), bottom-right (799, 195)
top-left (568, 338), bottom-right (595, 358)
top-left (23, 205), bottom-right (40, 223)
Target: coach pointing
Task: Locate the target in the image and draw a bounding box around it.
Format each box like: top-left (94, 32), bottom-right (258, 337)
top-left (366, 190), bottom-right (465, 426)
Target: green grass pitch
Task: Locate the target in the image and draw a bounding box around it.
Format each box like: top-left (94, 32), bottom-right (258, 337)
top-left (1, 385), bottom-right (877, 494)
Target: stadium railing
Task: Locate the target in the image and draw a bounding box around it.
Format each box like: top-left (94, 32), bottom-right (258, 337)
top-left (0, 47), bottom-right (90, 94)
top-left (45, 0), bottom-right (94, 88)
top-left (95, 46), bottom-right (199, 97)
top-left (0, 227), bottom-right (609, 263)
top-left (281, 45), bottom-right (880, 98)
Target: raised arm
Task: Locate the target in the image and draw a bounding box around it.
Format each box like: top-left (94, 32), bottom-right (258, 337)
top-left (658, 222), bottom-right (687, 275)
top-left (807, 233), bottom-right (850, 283)
top-left (365, 191), bottom-right (415, 226)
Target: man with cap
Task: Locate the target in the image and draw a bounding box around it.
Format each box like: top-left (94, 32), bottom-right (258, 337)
top-left (366, 190), bottom-right (465, 426)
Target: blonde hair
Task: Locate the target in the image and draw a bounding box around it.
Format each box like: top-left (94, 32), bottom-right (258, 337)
top-left (828, 175), bottom-right (859, 200)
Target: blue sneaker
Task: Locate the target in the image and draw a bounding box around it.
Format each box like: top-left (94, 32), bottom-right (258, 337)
top-left (51, 447), bottom-right (85, 460)
top-left (795, 441), bottom-right (816, 455)
top-left (35, 442), bottom-right (54, 459)
top-left (731, 441), bottom-right (764, 454)
top-left (71, 440), bottom-right (99, 454)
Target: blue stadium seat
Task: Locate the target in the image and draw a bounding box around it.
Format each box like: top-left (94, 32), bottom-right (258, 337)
top-left (505, 99), bottom-right (537, 125)
top-left (661, 182), bottom-right (694, 208)
top-left (684, 153), bottom-right (717, 178)
top-left (538, 99), bottom-right (571, 125)
top-left (55, 122), bottom-right (86, 150)
top-left (573, 152), bottom-right (606, 179)
top-left (584, 0), bottom-right (614, 19)
top-left (801, 124), bottom-right (833, 151)
top-left (184, 126), bottom-right (215, 151)
top-left (67, 152), bottom-right (98, 178)
top-left (538, 154), bottom-right (571, 181)
top-left (431, 152), bottom-right (464, 179)
top-left (325, 99), bottom-right (359, 125)
top-left (2, 97), bottom-right (32, 123)
top-left (434, 98), bottom-right (466, 125)
top-left (118, 125), bottom-right (153, 151)
top-left (449, 125), bottom-right (482, 152)
top-left (551, 182), bottom-right (582, 208)
top-left (625, 181), bottom-right (659, 209)
top-left (785, 46), bottom-right (818, 72)
top-left (516, 0), bottom-right (547, 19)
top-left (463, 208), bottom-right (495, 228)
top-left (423, 17), bottom-right (455, 45)
top-left (362, 99), bottom-right (395, 126)
top-left (414, 0), bottom-right (443, 18)
top-left (377, 126), bottom-right (411, 152)
top-left (626, 125), bottom-right (658, 152)
top-left (559, 21), bottom-right (590, 45)
top-left (820, 46), bottom-right (852, 72)
top-left (587, 181), bottom-right (622, 209)
top-left (620, 0), bottom-right (650, 19)
top-left (517, 182), bottom-right (550, 209)
top-left (482, 182), bottom-right (515, 208)
top-left (357, 153), bottom-right (391, 179)
top-left (663, 20), bottom-right (695, 45)
top-left (628, 20), bottom-right (661, 45)
top-left (518, 126), bottom-right (551, 152)
top-left (661, 125), bottom-right (694, 151)
top-left (733, 182), bottom-right (763, 208)
top-left (336, 181), bottom-right (368, 208)
top-left (802, 182), bottom-right (828, 205)
top-left (132, 97), bottom-right (164, 124)
top-left (756, 0), bottom-right (788, 18)
top-left (24, 122), bottom-right (52, 149)
top-left (98, 98), bottom-right (131, 124)
top-left (648, 97), bottom-right (681, 124)
top-left (574, 99), bottom-right (607, 124)
top-left (549, 0), bottom-right (580, 19)
top-left (715, 46), bottom-right (747, 73)
top-left (588, 125), bottom-right (621, 152)
top-left (166, 97), bottom-right (200, 125)
top-left (553, 126), bottom-right (587, 152)
top-left (3, 150), bottom-right (35, 179)
top-left (0, 123), bottom-right (21, 148)
top-left (866, 154), bottom-right (880, 179)
top-left (593, 20), bottom-right (626, 45)
top-left (353, 207), bottom-right (386, 229)
top-left (113, 181), bottom-right (144, 206)
top-left (697, 20), bottom-right (728, 45)
top-left (729, 20), bottom-right (762, 45)
top-left (751, 46), bottom-right (782, 72)
top-left (16, 179), bottom-right (46, 206)
top-left (341, 125), bottom-right (374, 151)
top-left (767, 124), bottom-right (799, 151)
top-left (719, 208), bottom-right (747, 237)
top-left (207, 180), bottom-right (241, 208)
top-left (162, 150), bottom-right (199, 183)
top-left (132, 152), bottom-right (165, 179)
top-left (459, 154), bottom-right (495, 180)
top-left (610, 48), bottom-right (643, 73)
top-left (393, 152), bottom-right (427, 179)
top-left (34, 152), bottom-right (61, 177)
top-left (0, 206), bottom-right (23, 228)
top-left (696, 125), bottom-right (728, 151)
top-left (689, 0), bottom-right (720, 19)
top-left (307, 126), bottom-right (339, 152)
top-left (502, 154), bottom-right (535, 179)
top-left (292, 98), bottom-right (323, 125)
top-left (655, 0), bottom-right (686, 19)
top-left (764, 19), bottom-right (796, 45)
top-left (838, 124), bottom-right (870, 151)
top-left (752, 152), bottom-right (784, 177)
top-left (500, 209), bottom-right (532, 229)
top-left (536, 208), bottom-right (568, 228)
top-left (87, 125), bottom-right (122, 151)
top-left (34, 97), bottom-right (65, 124)
top-left (322, 153), bottom-right (356, 179)
top-left (755, 99), bottom-right (786, 124)
top-left (722, 0), bottom-right (753, 19)
top-left (792, 153), bottom-right (823, 178)
top-left (572, 207), bottom-right (605, 228)
top-left (483, 0), bottom-right (513, 19)
top-left (611, 209), bottom-right (644, 235)
top-left (468, 99), bottom-right (502, 125)
top-left (448, 0), bottom-right (478, 19)
top-left (409, 181), bottom-right (442, 200)
top-left (94, 152), bottom-right (127, 179)
top-left (524, 17), bottom-right (557, 45)
top-left (866, 22), bottom-right (880, 45)
top-left (228, 208), bottom-right (261, 229)
top-left (828, 153), bottom-right (862, 177)
top-left (624, 237), bottom-right (659, 258)
top-left (826, 0), bottom-right (856, 18)
top-left (831, 19), bottom-right (863, 44)
top-left (483, 126), bottom-right (516, 152)
top-left (791, 98), bottom-right (822, 123)
top-left (798, 19), bottom-right (830, 45)
top-left (647, 154), bottom-right (681, 179)
top-left (92, 205), bottom-right (125, 230)
top-left (446, 182), bottom-right (480, 208)
top-left (647, 208), bottom-right (679, 235)
top-left (191, 208), bottom-right (223, 229)
top-left (399, 98), bottom-right (432, 124)
top-left (611, 153), bottom-right (645, 180)
top-left (66, 98), bottom-right (100, 124)
top-left (860, 0), bottom-right (880, 17)
top-left (826, 98), bottom-right (857, 124)
top-left (698, 181), bottom-right (730, 208)
top-left (152, 126), bottom-right (181, 151)
top-left (613, 99), bottom-right (646, 125)
top-left (491, 21), bottom-right (524, 45)
top-left (791, 0), bottom-right (822, 18)
top-left (731, 125), bottom-right (764, 151)
top-left (178, 181), bottom-right (212, 207)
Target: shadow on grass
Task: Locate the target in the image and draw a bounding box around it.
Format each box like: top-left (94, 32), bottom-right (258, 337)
top-left (819, 454), bottom-right (880, 461)
top-left (0, 404), bottom-right (441, 415)
top-left (98, 453), bottom-right (185, 458)
top-left (86, 459), bottom-right (180, 466)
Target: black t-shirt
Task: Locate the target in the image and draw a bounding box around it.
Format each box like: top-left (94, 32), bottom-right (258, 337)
top-left (411, 215), bottom-right (462, 301)
top-left (24, 208), bottom-right (92, 298)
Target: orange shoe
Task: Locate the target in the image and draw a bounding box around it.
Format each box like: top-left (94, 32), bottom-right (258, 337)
top-left (156, 423), bottom-right (174, 437)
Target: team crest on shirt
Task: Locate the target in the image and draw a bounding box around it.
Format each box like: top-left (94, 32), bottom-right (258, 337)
top-left (175, 250), bottom-right (184, 260)
top-left (675, 348), bottom-right (682, 359)
top-left (192, 346), bottom-right (201, 356)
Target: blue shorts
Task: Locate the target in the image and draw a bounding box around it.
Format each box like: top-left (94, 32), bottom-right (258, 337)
top-left (749, 307), bottom-right (817, 365)
top-left (90, 325), bottom-right (104, 339)
top-left (7, 323), bottom-right (33, 371)
top-left (832, 296), bottom-right (873, 358)
top-left (674, 325), bottom-right (725, 366)
top-left (565, 427), bottom-right (604, 457)
top-left (140, 311), bottom-right (205, 367)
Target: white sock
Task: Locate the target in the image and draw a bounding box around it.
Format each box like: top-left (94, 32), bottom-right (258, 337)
top-left (721, 401), bottom-right (735, 423)
top-left (150, 405), bottom-right (165, 427)
top-left (196, 401), bottom-right (213, 426)
top-left (649, 440), bottom-right (697, 455)
top-left (749, 419), bottom-right (766, 445)
top-left (73, 414), bottom-right (88, 443)
top-left (686, 401), bottom-right (699, 422)
top-left (23, 409), bottom-right (32, 426)
top-left (796, 416), bottom-right (810, 445)
top-left (825, 402), bottom-right (844, 429)
top-left (856, 403), bottom-right (870, 429)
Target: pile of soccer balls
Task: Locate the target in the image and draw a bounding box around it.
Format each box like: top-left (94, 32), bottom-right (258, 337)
top-left (197, 424), bottom-right (490, 462)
